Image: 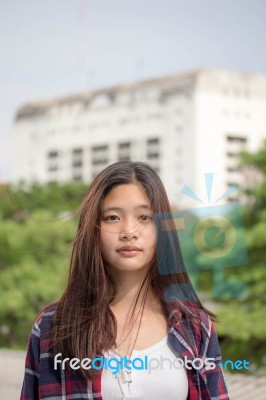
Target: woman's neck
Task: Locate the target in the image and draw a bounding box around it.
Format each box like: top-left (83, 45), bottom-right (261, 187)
top-left (109, 269), bottom-right (161, 319)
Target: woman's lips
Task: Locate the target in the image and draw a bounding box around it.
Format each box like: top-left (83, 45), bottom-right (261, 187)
top-left (117, 246), bottom-right (142, 257)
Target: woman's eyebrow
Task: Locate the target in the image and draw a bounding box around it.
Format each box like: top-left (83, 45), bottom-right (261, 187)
top-left (102, 205), bottom-right (152, 212)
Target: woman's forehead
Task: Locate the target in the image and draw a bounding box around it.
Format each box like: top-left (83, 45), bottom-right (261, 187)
top-left (102, 183), bottom-right (151, 209)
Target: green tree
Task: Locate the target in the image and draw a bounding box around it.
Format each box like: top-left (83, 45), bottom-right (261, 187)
top-left (0, 183), bottom-right (87, 348)
top-left (0, 181), bottom-right (88, 219)
top-left (217, 141), bottom-right (266, 372)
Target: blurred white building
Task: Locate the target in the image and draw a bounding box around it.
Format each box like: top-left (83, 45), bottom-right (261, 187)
top-left (13, 68), bottom-right (266, 208)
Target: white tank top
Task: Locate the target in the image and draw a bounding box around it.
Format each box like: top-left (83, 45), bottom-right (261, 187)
top-left (101, 335), bottom-right (189, 400)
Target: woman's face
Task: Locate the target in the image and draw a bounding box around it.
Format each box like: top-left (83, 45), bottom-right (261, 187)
top-left (100, 183), bottom-right (156, 276)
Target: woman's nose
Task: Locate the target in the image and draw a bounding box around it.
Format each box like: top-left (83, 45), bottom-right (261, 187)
top-left (119, 220), bottom-right (139, 240)
top-left (119, 230), bottom-right (138, 240)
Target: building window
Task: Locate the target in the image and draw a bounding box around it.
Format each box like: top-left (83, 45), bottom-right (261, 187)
top-left (147, 152), bottom-right (159, 159)
top-left (73, 148), bottom-right (82, 154)
top-left (72, 148), bottom-right (83, 167)
top-left (226, 135), bottom-right (247, 144)
top-left (147, 138), bottom-right (159, 145)
top-left (227, 152), bottom-right (238, 158)
top-left (146, 138), bottom-right (160, 172)
top-left (48, 151), bottom-right (58, 158)
top-left (119, 142), bottom-right (131, 149)
top-left (147, 138), bottom-right (159, 159)
top-left (118, 142), bottom-right (131, 161)
top-left (227, 167), bottom-right (240, 173)
top-left (91, 145), bottom-right (109, 165)
top-left (47, 150), bottom-right (59, 172)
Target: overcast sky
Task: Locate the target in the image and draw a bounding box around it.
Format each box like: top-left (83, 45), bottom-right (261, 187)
top-left (1, 0), bottom-right (266, 180)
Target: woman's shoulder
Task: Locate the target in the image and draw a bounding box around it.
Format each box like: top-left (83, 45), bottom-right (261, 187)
top-left (33, 302), bottom-right (59, 336)
top-left (169, 302), bottom-right (214, 339)
top-left (168, 302), bottom-right (219, 359)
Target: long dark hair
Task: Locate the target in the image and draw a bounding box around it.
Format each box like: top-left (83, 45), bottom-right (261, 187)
top-left (49, 160), bottom-right (216, 379)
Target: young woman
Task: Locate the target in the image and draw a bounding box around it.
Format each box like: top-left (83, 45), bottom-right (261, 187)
top-left (20, 160), bottom-right (230, 400)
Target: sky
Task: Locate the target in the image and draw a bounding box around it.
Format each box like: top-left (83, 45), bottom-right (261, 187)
top-left (1, 0), bottom-right (266, 181)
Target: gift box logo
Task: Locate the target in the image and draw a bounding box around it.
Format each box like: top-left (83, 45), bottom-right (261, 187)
top-left (154, 174), bottom-right (248, 301)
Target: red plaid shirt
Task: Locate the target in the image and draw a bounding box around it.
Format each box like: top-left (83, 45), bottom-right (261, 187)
top-left (20, 304), bottom-right (230, 399)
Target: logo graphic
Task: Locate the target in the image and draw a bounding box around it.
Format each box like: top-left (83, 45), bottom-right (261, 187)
top-left (154, 173), bottom-right (248, 300)
top-left (193, 215), bottom-right (236, 259)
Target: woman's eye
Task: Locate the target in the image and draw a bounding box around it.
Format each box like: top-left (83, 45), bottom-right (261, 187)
top-left (139, 214), bottom-right (152, 221)
top-left (104, 215), bottom-right (119, 221)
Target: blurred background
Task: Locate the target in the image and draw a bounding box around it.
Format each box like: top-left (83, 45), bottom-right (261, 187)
top-left (1, 0), bottom-right (266, 398)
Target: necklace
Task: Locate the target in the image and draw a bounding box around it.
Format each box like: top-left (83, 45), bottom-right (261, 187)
top-left (110, 295), bottom-right (146, 396)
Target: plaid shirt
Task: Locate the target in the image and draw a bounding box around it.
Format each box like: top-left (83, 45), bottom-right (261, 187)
top-left (20, 304), bottom-right (230, 400)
